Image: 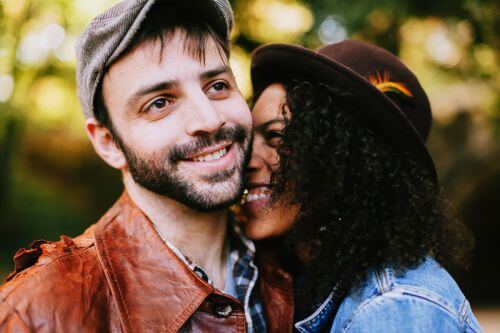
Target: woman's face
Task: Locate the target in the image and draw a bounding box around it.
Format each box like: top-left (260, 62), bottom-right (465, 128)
top-left (241, 83), bottom-right (297, 240)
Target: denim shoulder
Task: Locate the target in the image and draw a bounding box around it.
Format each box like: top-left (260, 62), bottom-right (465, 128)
top-left (330, 257), bottom-right (483, 333)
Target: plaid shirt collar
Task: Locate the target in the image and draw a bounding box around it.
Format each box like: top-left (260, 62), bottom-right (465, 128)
top-left (152, 219), bottom-right (267, 333)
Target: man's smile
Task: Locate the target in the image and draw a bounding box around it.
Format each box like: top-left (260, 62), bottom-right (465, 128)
top-left (179, 142), bottom-right (239, 173)
top-left (183, 142), bottom-right (233, 162)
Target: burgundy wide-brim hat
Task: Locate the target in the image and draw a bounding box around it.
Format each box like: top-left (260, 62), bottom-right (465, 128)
top-left (251, 40), bottom-right (437, 183)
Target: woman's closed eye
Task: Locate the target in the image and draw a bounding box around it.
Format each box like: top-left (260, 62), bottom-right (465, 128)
top-left (265, 130), bottom-right (283, 147)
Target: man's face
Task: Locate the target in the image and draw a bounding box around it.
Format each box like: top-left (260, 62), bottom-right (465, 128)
top-left (100, 30), bottom-right (252, 211)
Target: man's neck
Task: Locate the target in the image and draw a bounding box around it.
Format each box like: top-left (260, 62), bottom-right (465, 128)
top-left (124, 175), bottom-right (229, 290)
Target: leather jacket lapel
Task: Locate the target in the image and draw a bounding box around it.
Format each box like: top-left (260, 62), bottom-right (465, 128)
top-left (93, 192), bottom-right (214, 332)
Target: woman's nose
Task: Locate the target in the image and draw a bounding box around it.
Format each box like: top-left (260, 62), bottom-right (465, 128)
top-left (247, 136), bottom-right (268, 175)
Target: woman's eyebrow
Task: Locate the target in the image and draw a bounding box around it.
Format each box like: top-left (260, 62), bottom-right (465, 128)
top-left (256, 119), bottom-right (284, 132)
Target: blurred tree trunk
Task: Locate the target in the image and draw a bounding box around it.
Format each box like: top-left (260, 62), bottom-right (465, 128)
top-left (0, 116), bottom-right (20, 210)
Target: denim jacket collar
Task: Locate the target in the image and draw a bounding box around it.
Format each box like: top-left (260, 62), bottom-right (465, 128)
top-left (294, 288), bottom-right (337, 333)
top-left (294, 259), bottom-right (482, 333)
top-left (294, 267), bottom-right (395, 333)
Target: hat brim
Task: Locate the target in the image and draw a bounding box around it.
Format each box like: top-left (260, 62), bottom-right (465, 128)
top-left (251, 43), bottom-right (437, 183)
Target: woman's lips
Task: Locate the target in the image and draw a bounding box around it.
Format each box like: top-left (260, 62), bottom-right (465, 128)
top-left (241, 185), bottom-right (272, 218)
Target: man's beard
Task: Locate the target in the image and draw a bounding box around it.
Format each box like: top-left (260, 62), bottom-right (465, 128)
top-left (114, 125), bottom-right (251, 212)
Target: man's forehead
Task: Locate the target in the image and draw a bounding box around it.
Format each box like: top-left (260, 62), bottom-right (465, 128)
top-left (105, 30), bottom-right (228, 81)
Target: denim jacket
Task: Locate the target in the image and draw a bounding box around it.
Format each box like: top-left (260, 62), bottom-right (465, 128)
top-left (295, 257), bottom-right (482, 333)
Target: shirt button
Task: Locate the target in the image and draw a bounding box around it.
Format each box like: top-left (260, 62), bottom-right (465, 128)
top-left (194, 269), bottom-right (204, 279)
top-left (215, 304), bottom-right (232, 317)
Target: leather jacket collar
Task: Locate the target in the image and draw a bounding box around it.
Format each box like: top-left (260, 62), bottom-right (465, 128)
top-left (93, 191), bottom-right (231, 332)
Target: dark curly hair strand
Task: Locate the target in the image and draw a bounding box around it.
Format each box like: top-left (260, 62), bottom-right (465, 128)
top-left (272, 81), bottom-right (473, 315)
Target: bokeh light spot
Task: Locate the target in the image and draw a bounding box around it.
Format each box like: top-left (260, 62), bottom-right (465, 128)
top-left (426, 27), bottom-right (461, 67)
top-left (475, 45), bottom-right (496, 70)
top-left (229, 46), bottom-right (252, 99)
top-left (40, 24), bottom-right (66, 50)
top-left (17, 33), bottom-right (49, 65)
top-left (318, 15), bottom-right (348, 44)
top-left (240, 0), bottom-right (314, 43)
top-left (368, 10), bottom-right (392, 33)
top-left (30, 77), bottom-right (71, 123)
top-left (3, 0), bottom-right (27, 17)
top-left (0, 74), bottom-right (15, 103)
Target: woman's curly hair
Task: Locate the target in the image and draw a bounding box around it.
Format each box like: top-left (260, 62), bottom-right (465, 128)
top-left (272, 81), bottom-right (474, 315)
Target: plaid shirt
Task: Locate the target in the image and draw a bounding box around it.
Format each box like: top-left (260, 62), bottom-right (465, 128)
top-left (152, 222), bottom-right (267, 333)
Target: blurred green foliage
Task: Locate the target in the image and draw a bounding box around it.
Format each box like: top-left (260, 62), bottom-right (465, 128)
top-left (0, 0), bottom-right (499, 303)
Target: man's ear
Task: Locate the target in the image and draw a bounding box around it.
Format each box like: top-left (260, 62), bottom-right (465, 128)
top-left (85, 118), bottom-right (127, 170)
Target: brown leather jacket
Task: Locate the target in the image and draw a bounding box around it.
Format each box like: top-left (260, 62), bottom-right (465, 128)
top-left (0, 192), bottom-right (294, 332)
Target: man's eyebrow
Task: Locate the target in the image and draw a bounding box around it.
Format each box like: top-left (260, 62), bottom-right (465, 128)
top-left (200, 66), bottom-right (232, 81)
top-left (256, 119), bottom-right (284, 132)
top-left (126, 79), bottom-right (179, 109)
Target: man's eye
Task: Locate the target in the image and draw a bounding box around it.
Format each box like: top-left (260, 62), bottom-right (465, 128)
top-left (207, 81), bottom-right (230, 99)
top-left (212, 82), bottom-right (228, 91)
top-left (146, 97), bottom-right (171, 113)
top-left (152, 99), bottom-right (167, 109)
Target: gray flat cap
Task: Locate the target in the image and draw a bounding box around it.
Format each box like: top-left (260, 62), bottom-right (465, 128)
top-left (76, 0), bottom-right (233, 118)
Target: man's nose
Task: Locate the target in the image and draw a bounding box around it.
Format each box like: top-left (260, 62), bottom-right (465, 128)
top-left (185, 92), bottom-right (226, 136)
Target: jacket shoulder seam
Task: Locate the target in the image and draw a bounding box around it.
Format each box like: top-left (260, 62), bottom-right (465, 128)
top-left (369, 271), bottom-right (463, 317)
top-left (0, 296), bottom-right (31, 329)
top-left (459, 298), bottom-right (469, 325)
top-left (341, 288), bottom-right (463, 332)
top-left (1, 245), bottom-right (96, 300)
top-left (459, 298), bottom-right (481, 332)
top-left (393, 284), bottom-right (461, 316)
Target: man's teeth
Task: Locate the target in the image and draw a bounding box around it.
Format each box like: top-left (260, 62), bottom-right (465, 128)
top-left (193, 147), bottom-right (227, 162)
top-left (246, 192), bottom-right (271, 203)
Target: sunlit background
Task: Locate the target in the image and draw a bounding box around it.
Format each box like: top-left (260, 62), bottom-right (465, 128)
top-left (0, 0), bottom-right (499, 330)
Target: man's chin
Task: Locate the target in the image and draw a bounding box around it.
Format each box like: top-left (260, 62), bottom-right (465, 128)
top-left (146, 170), bottom-right (243, 212)
top-left (182, 182), bottom-right (245, 212)
top-left (178, 191), bottom-right (244, 213)
top-left (200, 165), bottom-right (238, 183)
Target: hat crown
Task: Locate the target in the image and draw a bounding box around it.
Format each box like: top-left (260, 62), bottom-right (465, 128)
top-left (316, 40), bottom-right (432, 142)
top-left (251, 39), bottom-right (438, 182)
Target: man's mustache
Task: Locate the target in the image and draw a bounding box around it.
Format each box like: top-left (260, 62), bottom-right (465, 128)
top-left (168, 125), bottom-right (249, 163)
